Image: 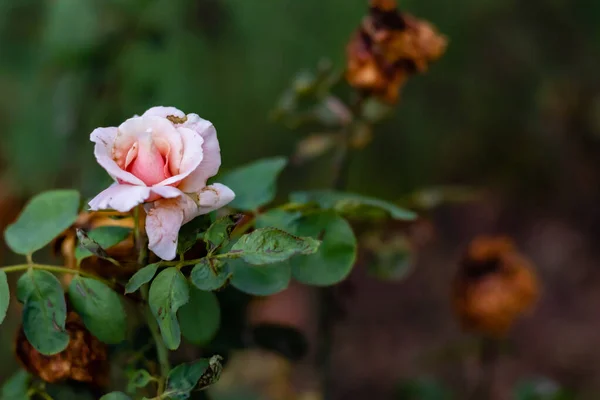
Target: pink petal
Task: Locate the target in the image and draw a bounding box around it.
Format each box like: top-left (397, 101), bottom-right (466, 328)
top-left (142, 106), bottom-right (185, 119)
top-left (126, 134), bottom-right (169, 186)
top-left (151, 186), bottom-right (184, 199)
top-left (158, 127), bottom-right (204, 187)
top-left (145, 199), bottom-right (184, 260)
top-left (91, 127), bottom-right (145, 186)
top-left (145, 183), bottom-right (235, 259)
top-left (118, 116), bottom-right (184, 177)
top-left (88, 184), bottom-right (151, 212)
top-left (182, 183), bottom-right (235, 223)
top-left (179, 115), bottom-right (222, 193)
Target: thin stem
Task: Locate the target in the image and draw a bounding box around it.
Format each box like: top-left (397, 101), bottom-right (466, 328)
top-left (141, 285), bottom-right (170, 395)
top-left (135, 205), bottom-right (148, 267)
top-left (134, 205), bottom-right (169, 396)
top-left (1, 264), bottom-right (112, 286)
top-left (469, 337), bottom-right (499, 400)
top-left (319, 91), bottom-right (368, 400)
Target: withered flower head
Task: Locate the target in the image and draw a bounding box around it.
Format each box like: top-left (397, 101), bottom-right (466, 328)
top-left (54, 211), bottom-right (138, 280)
top-left (346, 0), bottom-right (447, 103)
top-left (16, 311), bottom-right (108, 386)
top-left (453, 236), bottom-right (540, 337)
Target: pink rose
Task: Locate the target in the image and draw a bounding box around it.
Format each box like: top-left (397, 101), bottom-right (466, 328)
top-left (89, 106), bottom-right (235, 260)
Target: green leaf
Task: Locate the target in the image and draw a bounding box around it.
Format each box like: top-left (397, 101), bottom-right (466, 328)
top-left (0, 270), bottom-right (9, 325)
top-left (220, 157), bottom-right (287, 210)
top-left (289, 211), bottom-right (357, 286)
top-left (203, 214), bottom-right (243, 252)
top-left (1, 370), bottom-right (31, 400)
top-left (68, 276), bottom-right (126, 344)
top-left (177, 215), bottom-right (211, 255)
top-left (125, 263), bottom-right (160, 294)
top-left (149, 268), bottom-right (189, 350)
top-left (75, 226), bottom-right (131, 262)
top-left (190, 259), bottom-right (231, 291)
top-left (179, 287), bottom-right (220, 345)
top-left (230, 259), bottom-right (291, 296)
top-left (165, 356), bottom-right (223, 399)
top-left (165, 359), bottom-right (210, 400)
top-left (290, 190), bottom-right (417, 221)
top-left (126, 370), bottom-right (154, 393)
top-left (229, 228), bottom-right (320, 265)
top-left (16, 270), bottom-right (69, 355)
top-left (5, 190), bottom-right (80, 255)
top-left (99, 393), bottom-right (132, 400)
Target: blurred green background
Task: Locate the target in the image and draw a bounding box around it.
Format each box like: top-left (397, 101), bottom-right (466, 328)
top-left (3, 0), bottom-right (600, 398)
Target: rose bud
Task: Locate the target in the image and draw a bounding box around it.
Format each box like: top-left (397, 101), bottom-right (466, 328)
top-left (452, 236), bottom-right (540, 337)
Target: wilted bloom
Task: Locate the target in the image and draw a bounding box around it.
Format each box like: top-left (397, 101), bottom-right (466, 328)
top-left (346, 0), bottom-right (447, 103)
top-left (453, 236), bottom-right (540, 337)
top-left (89, 106), bottom-right (235, 260)
top-left (16, 312), bottom-right (108, 386)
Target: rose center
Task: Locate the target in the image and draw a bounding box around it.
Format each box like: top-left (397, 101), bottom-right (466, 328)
top-left (126, 134), bottom-right (171, 186)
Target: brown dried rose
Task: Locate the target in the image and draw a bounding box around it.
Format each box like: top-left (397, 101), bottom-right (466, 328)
top-left (453, 236), bottom-right (540, 337)
top-left (15, 312), bottom-right (109, 386)
top-left (346, 0), bottom-right (447, 103)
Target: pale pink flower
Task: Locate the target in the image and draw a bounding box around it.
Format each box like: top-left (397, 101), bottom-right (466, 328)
top-left (89, 106), bottom-right (235, 260)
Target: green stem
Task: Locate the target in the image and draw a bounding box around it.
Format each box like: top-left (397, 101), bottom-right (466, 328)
top-left (1, 264), bottom-right (112, 286)
top-left (141, 285), bottom-right (170, 395)
top-left (134, 204), bottom-right (169, 396)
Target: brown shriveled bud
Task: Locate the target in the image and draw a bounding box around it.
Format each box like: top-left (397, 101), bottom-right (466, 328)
top-left (346, 0), bottom-right (447, 104)
top-left (453, 236), bottom-right (540, 337)
top-left (54, 211), bottom-right (138, 281)
top-left (15, 312), bottom-right (109, 386)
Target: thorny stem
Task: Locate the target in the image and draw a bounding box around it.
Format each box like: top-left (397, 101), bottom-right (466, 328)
top-left (0, 264), bottom-right (112, 287)
top-left (134, 205), bottom-right (170, 396)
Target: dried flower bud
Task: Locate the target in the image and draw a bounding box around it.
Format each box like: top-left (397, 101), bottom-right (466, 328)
top-left (15, 312), bottom-right (109, 386)
top-left (453, 236), bottom-right (540, 337)
top-left (346, 0), bottom-right (447, 103)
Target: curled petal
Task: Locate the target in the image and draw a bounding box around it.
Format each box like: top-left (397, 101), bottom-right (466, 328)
top-left (91, 127), bottom-right (145, 186)
top-left (179, 115), bottom-right (221, 193)
top-left (194, 183), bottom-right (235, 218)
top-left (88, 184), bottom-right (151, 212)
top-left (145, 200), bottom-right (184, 261)
top-left (142, 106), bottom-right (185, 119)
top-left (158, 127), bottom-right (204, 187)
top-left (151, 186), bottom-right (184, 199)
top-left (145, 184), bottom-right (235, 259)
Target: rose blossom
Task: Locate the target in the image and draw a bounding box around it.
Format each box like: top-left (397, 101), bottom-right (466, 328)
top-left (88, 106), bottom-right (235, 260)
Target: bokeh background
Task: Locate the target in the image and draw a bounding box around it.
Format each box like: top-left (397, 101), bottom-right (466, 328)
top-left (2, 0), bottom-right (600, 399)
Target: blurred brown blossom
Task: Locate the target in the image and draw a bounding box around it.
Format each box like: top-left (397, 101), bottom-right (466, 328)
top-left (16, 311), bottom-right (109, 386)
top-left (54, 211), bottom-right (138, 281)
top-left (346, 0), bottom-right (447, 103)
top-left (453, 236), bottom-right (540, 337)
